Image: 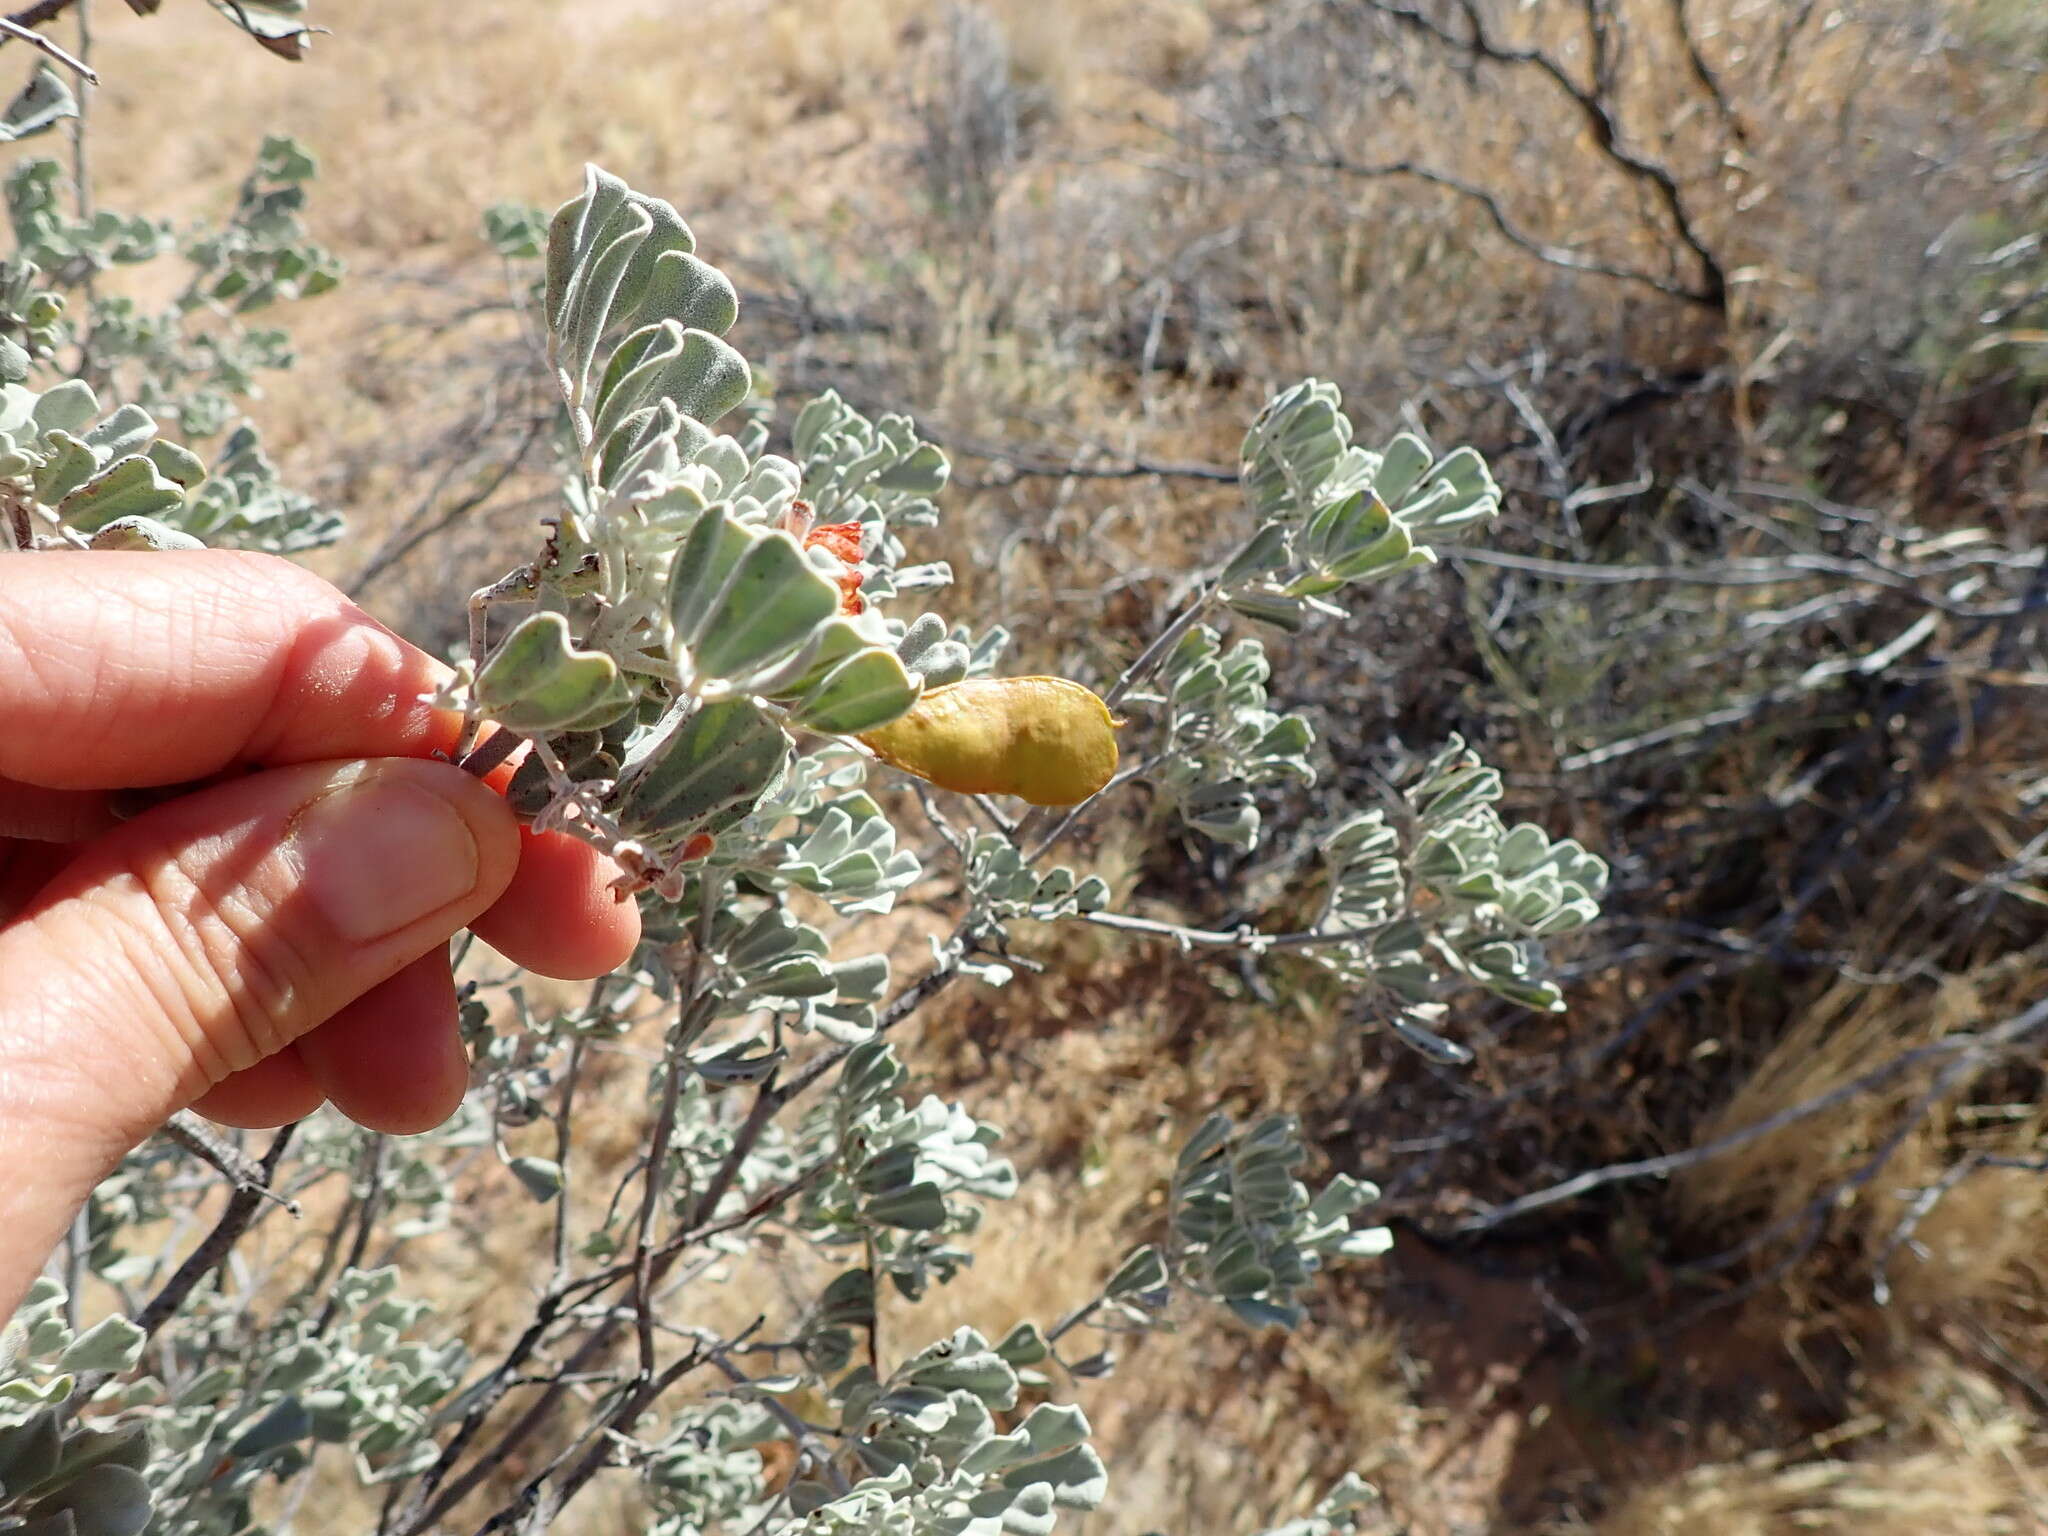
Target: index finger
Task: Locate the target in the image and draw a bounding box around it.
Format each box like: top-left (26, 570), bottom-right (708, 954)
top-left (0, 550), bottom-right (461, 790)
top-left (0, 548), bottom-right (640, 980)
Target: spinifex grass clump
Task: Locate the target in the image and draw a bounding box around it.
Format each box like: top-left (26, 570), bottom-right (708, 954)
top-left (4, 151), bottom-right (1604, 1536)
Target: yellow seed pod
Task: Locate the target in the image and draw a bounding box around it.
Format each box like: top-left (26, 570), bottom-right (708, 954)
top-left (858, 677), bottom-right (1119, 806)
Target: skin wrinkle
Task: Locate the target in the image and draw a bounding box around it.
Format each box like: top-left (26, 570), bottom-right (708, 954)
top-left (78, 871), bottom-right (237, 1094)
top-left (121, 804), bottom-right (328, 1087)
top-left (16, 894), bottom-right (199, 1125)
top-left (0, 553), bottom-right (456, 789)
top-left (0, 991), bottom-right (134, 1172)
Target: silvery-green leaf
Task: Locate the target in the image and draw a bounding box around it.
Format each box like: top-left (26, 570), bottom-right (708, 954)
top-left (57, 457), bottom-right (187, 533)
top-left (33, 431), bottom-right (98, 508)
top-left (85, 516), bottom-right (204, 552)
top-left (1220, 521), bottom-right (1292, 585)
top-left (475, 612), bottom-right (633, 733)
top-left (143, 439), bottom-right (207, 489)
top-left (606, 191), bottom-right (696, 333)
top-left (55, 1316), bottom-right (143, 1375)
top-left (1225, 588), bottom-right (1313, 632)
top-left (596, 397), bottom-right (684, 491)
top-left (227, 1396), bottom-right (311, 1457)
top-left (1370, 432), bottom-right (1432, 507)
top-left (27, 1463), bottom-right (150, 1536)
top-left (815, 1268), bottom-right (876, 1330)
top-left (0, 65), bottom-right (76, 144)
top-left (907, 1348), bottom-right (1017, 1407)
top-left (874, 442), bottom-right (948, 495)
top-left (0, 1409), bottom-right (61, 1496)
top-left (628, 248), bottom-right (737, 340)
top-left (666, 506), bottom-right (758, 644)
top-left (1387, 1011), bottom-right (1473, 1063)
top-left (507, 1156), bottom-right (563, 1203)
top-left (82, 404), bottom-right (157, 464)
top-left (613, 698), bottom-right (790, 848)
top-left (893, 612), bottom-right (949, 668)
top-left (789, 648), bottom-right (919, 734)
top-left (558, 197), bottom-right (650, 404)
top-left (994, 1321), bottom-right (1048, 1367)
top-left (590, 319), bottom-right (683, 446)
top-left (632, 326), bottom-right (749, 430)
top-left (1327, 532), bottom-right (1430, 584)
top-left (1002, 1443), bottom-right (1108, 1509)
top-left (693, 1041), bottom-right (786, 1085)
top-left (687, 530), bottom-right (840, 681)
top-left (864, 1183), bottom-right (947, 1231)
top-left (50, 1425), bottom-right (148, 1488)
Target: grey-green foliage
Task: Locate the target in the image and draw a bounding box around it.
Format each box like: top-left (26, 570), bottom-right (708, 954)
top-left (642, 1402), bottom-right (778, 1535)
top-left (964, 833), bottom-right (1109, 923)
top-left (0, 378), bottom-right (333, 554)
top-left (1302, 735), bottom-right (1610, 1060)
top-left (1218, 379), bottom-right (1498, 633)
top-left (1145, 624), bottom-right (1316, 847)
top-left (789, 389), bottom-right (953, 604)
top-left (141, 1267), bottom-right (469, 1531)
top-left (206, 0), bottom-right (324, 60)
top-left (790, 1327), bottom-right (1106, 1535)
top-left (0, 133), bottom-right (342, 555)
top-left (1158, 1113), bottom-right (1390, 1330)
top-left (0, 1281), bottom-right (149, 1536)
top-left (456, 168), bottom-right (1005, 917)
top-left (0, 66), bottom-right (78, 147)
top-left (7, 135), bottom-right (340, 443)
top-left (1251, 1475), bottom-right (1384, 1536)
top-left (799, 1041), bottom-right (1017, 1298)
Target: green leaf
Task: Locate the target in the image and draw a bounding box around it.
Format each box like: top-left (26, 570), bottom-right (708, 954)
top-left (55, 1315), bottom-right (143, 1375)
top-left (994, 1321), bottom-right (1048, 1367)
top-left (57, 457), bottom-right (187, 534)
top-left (0, 66), bottom-right (77, 144)
top-left (666, 505), bottom-right (758, 644)
top-left (507, 1156), bottom-right (563, 1203)
top-left (863, 1183), bottom-right (948, 1231)
top-left (613, 697), bottom-right (790, 847)
top-left (1103, 1243), bottom-right (1168, 1300)
top-left (26, 1463), bottom-right (150, 1536)
top-left (628, 248), bottom-right (737, 339)
top-left (1003, 1442), bottom-right (1108, 1509)
top-left (144, 439), bottom-right (207, 489)
top-left (688, 529), bottom-right (840, 679)
top-left (1224, 588), bottom-right (1314, 633)
top-left (32, 431), bottom-right (97, 507)
top-left (52, 1425), bottom-right (150, 1484)
top-left (788, 648), bottom-right (920, 734)
top-left (0, 1409), bottom-right (61, 1497)
top-left (475, 612), bottom-right (633, 733)
top-left (227, 1396), bottom-right (311, 1457)
top-left (32, 380), bottom-right (97, 436)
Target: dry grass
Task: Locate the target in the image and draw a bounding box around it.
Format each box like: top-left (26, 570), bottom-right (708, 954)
top-left (24, 0), bottom-right (2048, 1530)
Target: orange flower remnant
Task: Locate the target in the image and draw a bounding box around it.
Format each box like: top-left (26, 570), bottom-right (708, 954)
top-left (804, 520), bottom-right (866, 614)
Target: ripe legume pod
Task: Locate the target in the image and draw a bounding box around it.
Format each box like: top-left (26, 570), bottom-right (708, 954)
top-left (858, 677), bottom-right (1118, 806)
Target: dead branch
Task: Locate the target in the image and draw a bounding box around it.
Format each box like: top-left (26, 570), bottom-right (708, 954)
top-left (1360, 0), bottom-right (1730, 310)
top-left (1454, 993), bottom-right (2048, 1234)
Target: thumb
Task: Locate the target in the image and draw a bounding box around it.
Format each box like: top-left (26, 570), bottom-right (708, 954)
top-left (0, 756), bottom-right (517, 1193)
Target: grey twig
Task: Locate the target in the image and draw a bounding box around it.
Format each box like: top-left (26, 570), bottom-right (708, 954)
top-left (1456, 995), bottom-right (2048, 1234)
top-left (161, 1113), bottom-right (301, 1213)
top-left (0, 9), bottom-right (97, 81)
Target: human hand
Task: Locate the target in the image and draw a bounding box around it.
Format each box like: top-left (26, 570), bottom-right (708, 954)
top-left (0, 551), bottom-right (640, 1317)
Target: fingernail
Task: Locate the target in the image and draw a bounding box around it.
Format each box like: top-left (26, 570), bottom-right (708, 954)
top-left (293, 766), bottom-right (482, 944)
